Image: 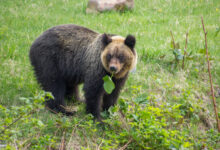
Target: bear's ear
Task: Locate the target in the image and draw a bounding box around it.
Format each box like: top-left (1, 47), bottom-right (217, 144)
top-left (125, 35), bottom-right (136, 50)
top-left (102, 33), bottom-right (112, 46)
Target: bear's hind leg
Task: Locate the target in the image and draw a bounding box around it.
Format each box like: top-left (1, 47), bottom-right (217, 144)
top-left (44, 79), bottom-right (74, 116)
top-left (66, 84), bottom-right (84, 102)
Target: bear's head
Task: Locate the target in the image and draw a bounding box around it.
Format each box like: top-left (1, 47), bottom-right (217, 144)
top-left (101, 34), bottom-right (137, 79)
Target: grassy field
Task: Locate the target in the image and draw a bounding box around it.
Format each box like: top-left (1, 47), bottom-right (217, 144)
top-left (0, 0), bottom-right (220, 149)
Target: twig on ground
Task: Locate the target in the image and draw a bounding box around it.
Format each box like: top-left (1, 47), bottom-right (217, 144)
top-left (119, 110), bottom-right (130, 131)
top-left (118, 139), bottom-right (132, 150)
top-left (22, 132), bottom-right (41, 150)
top-left (14, 139), bottom-right (18, 150)
top-left (66, 117), bottom-right (86, 149)
top-left (97, 139), bottom-right (103, 150)
top-left (45, 106), bottom-right (59, 114)
top-left (49, 126), bottom-right (61, 149)
top-left (182, 32), bottom-right (188, 69)
top-left (59, 131), bottom-right (66, 150)
top-left (0, 110), bottom-right (36, 134)
top-left (170, 31), bottom-right (176, 49)
top-left (201, 16), bottom-right (220, 132)
top-left (199, 112), bottom-right (212, 128)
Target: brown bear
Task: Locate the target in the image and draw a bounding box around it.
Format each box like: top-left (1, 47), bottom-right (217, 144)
top-left (29, 24), bottom-right (137, 120)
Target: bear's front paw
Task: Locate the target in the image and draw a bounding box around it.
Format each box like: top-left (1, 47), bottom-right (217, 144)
top-left (59, 105), bottom-right (76, 116)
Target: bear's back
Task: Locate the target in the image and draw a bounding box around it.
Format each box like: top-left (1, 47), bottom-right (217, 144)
top-left (51, 24), bottom-right (98, 42)
top-left (31, 24), bottom-right (99, 54)
top-left (49, 24), bottom-right (99, 52)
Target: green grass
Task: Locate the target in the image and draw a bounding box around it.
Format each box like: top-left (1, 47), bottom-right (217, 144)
top-left (0, 0), bottom-right (220, 149)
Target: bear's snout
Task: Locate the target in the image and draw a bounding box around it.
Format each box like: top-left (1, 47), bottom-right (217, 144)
top-left (109, 57), bottom-right (122, 73)
top-left (110, 66), bottom-right (117, 72)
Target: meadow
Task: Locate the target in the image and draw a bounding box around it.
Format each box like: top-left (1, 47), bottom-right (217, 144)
top-left (0, 0), bottom-right (220, 149)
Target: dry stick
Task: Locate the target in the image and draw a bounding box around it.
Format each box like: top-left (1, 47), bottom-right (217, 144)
top-left (201, 16), bottom-right (220, 132)
top-left (0, 110), bottom-right (36, 134)
top-left (45, 106), bottom-right (58, 114)
top-left (97, 139), bottom-right (103, 150)
top-left (14, 139), bottom-right (18, 150)
top-left (119, 110), bottom-right (130, 131)
top-left (66, 126), bottom-right (77, 150)
top-left (170, 31), bottom-right (176, 49)
top-left (59, 131), bottom-right (66, 150)
top-left (182, 32), bottom-right (188, 69)
top-left (49, 126), bottom-right (62, 150)
top-left (23, 133), bottom-right (41, 150)
top-left (170, 31), bottom-right (180, 68)
top-left (118, 139), bottom-right (133, 150)
top-left (66, 117), bottom-right (86, 149)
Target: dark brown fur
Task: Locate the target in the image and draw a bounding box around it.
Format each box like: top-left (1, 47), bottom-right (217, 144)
top-left (29, 24), bottom-right (136, 119)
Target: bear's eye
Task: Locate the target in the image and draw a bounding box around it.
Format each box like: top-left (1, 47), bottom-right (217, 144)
top-left (118, 54), bottom-right (125, 62)
top-left (106, 54), bottom-right (112, 61)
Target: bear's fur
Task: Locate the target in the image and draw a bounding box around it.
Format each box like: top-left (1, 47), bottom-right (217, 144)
top-left (29, 24), bottom-right (137, 120)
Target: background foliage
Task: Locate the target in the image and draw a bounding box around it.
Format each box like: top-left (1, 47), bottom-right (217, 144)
top-left (0, 0), bottom-right (220, 149)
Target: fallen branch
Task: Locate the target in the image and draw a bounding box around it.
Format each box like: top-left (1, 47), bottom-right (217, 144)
top-left (22, 132), bottom-right (41, 150)
top-left (66, 117), bottom-right (86, 149)
top-left (199, 112), bottom-right (212, 128)
top-left (201, 16), bottom-right (220, 132)
top-left (0, 110), bottom-right (36, 134)
top-left (182, 32), bottom-right (188, 69)
top-left (59, 131), bottom-right (66, 150)
top-left (49, 125), bottom-right (62, 150)
top-left (45, 106), bottom-right (58, 114)
top-left (170, 31), bottom-right (176, 49)
top-left (97, 139), bottom-right (103, 150)
top-left (118, 139), bottom-right (132, 150)
top-left (119, 110), bottom-right (130, 131)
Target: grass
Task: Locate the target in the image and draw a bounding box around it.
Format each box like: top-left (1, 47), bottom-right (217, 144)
top-left (0, 0), bottom-right (220, 149)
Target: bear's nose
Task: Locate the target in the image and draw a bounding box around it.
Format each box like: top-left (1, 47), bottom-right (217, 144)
top-left (110, 66), bottom-right (117, 72)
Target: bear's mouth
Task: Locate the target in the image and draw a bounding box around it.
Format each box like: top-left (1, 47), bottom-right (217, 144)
top-left (109, 70), bottom-right (118, 75)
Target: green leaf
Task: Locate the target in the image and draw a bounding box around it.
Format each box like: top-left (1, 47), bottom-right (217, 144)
top-left (173, 49), bottom-right (184, 60)
top-left (103, 75), bottom-right (115, 94)
top-left (133, 95), bottom-right (148, 104)
top-left (170, 40), bottom-right (174, 49)
top-left (215, 27), bottom-right (220, 37)
top-left (198, 49), bottom-right (206, 55)
top-left (177, 54), bottom-right (183, 60)
top-left (175, 42), bottom-right (180, 49)
top-left (37, 120), bottom-right (44, 127)
top-left (188, 51), bottom-right (193, 56)
top-left (131, 114), bottom-right (139, 122)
